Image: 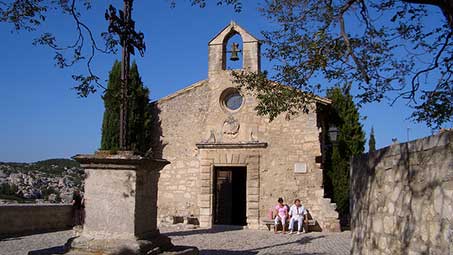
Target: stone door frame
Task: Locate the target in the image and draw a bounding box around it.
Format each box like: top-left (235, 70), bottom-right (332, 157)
top-left (196, 143), bottom-right (267, 229)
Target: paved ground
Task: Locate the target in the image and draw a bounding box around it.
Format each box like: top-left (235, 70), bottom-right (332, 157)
top-left (0, 230), bottom-right (74, 255)
top-left (0, 227), bottom-right (350, 255)
top-left (162, 226), bottom-right (351, 255)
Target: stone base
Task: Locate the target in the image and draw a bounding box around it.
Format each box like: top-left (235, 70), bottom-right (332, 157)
top-left (65, 233), bottom-right (198, 255)
top-left (66, 233), bottom-right (172, 255)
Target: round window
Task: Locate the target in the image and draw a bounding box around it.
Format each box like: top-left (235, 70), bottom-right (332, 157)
top-left (220, 88), bottom-right (244, 112)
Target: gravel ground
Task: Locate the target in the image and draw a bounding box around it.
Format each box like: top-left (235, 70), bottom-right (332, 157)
top-left (0, 227), bottom-right (351, 255)
top-left (161, 226), bottom-right (351, 255)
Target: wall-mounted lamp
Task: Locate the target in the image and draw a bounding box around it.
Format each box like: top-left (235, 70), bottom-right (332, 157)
top-left (328, 126), bottom-right (339, 143)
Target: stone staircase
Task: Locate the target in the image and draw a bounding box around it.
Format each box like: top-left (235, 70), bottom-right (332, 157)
top-left (304, 189), bottom-right (341, 232)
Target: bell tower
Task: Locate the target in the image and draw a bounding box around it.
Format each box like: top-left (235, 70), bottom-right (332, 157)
top-left (208, 21), bottom-right (261, 78)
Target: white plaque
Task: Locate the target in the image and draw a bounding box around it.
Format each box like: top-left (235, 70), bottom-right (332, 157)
top-left (294, 163), bottom-right (307, 173)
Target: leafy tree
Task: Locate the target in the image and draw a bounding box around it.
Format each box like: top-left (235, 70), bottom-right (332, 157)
top-left (100, 60), bottom-right (151, 153)
top-left (325, 86), bottom-right (365, 226)
top-left (369, 127), bottom-right (376, 152)
top-left (0, 0), bottom-right (241, 96)
top-left (233, 0), bottom-right (453, 128)
top-left (0, 183), bottom-right (19, 196)
top-left (41, 186), bottom-right (58, 199)
top-left (3, 1), bottom-right (452, 127)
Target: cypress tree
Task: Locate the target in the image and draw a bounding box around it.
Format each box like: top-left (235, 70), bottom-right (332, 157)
top-left (101, 60), bottom-right (121, 151)
top-left (128, 61), bottom-right (152, 153)
top-left (326, 86), bottom-right (365, 225)
top-left (100, 60), bottom-right (151, 153)
top-left (369, 127), bottom-right (376, 152)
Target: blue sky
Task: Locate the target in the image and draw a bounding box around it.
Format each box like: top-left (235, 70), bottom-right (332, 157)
top-left (0, 1), bottom-right (447, 162)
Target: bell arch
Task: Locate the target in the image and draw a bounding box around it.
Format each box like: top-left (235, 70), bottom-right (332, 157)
top-left (208, 21), bottom-right (261, 77)
top-left (224, 33), bottom-right (243, 70)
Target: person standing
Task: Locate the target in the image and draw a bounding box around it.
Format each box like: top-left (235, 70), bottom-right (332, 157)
top-left (72, 190), bottom-right (84, 227)
top-left (289, 198), bottom-right (308, 234)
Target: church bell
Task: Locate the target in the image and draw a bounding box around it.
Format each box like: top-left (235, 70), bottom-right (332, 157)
top-left (229, 43), bottom-right (241, 61)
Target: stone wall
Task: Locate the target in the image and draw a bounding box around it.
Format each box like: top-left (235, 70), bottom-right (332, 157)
top-left (0, 204), bottom-right (73, 236)
top-left (351, 131), bottom-right (453, 254)
top-left (151, 80), bottom-right (210, 221)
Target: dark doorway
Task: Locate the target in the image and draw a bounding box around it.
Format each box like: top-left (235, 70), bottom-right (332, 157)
top-left (213, 166), bottom-right (247, 225)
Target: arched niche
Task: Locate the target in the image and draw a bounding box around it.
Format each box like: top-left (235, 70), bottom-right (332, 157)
top-left (223, 32), bottom-right (243, 70)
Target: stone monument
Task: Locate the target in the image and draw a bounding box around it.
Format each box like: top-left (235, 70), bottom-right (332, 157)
top-left (67, 151), bottom-right (196, 255)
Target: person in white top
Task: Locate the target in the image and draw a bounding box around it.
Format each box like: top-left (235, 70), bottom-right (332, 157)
top-left (288, 198), bottom-right (308, 234)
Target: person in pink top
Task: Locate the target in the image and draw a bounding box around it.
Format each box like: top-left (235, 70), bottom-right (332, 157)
top-left (274, 197), bottom-right (288, 234)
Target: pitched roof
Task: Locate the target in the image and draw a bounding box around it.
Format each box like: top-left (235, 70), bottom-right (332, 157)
top-left (153, 79), bottom-right (208, 104)
top-left (208, 21), bottom-right (260, 45)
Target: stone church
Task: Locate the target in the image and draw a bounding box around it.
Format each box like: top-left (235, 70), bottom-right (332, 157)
top-left (150, 22), bottom-right (340, 232)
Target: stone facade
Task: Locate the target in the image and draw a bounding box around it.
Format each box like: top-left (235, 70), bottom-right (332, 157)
top-left (351, 131), bottom-right (453, 254)
top-left (151, 22), bottom-right (339, 231)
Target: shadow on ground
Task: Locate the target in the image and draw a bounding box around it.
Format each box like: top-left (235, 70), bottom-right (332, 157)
top-left (27, 237), bottom-right (75, 255)
top-left (198, 235), bottom-right (326, 255)
top-left (163, 225), bottom-right (245, 237)
top-left (28, 246), bottom-right (67, 255)
top-left (200, 252), bottom-right (326, 255)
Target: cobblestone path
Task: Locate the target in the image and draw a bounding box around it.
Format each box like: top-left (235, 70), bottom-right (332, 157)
top-left (0, 227), bottom-right (350, 255)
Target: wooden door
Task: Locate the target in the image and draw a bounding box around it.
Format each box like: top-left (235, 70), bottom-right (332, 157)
top-left (214, 169), bottom-right (233, 224)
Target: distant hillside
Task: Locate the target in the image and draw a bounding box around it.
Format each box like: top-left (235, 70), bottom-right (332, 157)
top-left (0, 158), bottom-right (85, 204)
top-left (0, 158), bottom-right (80, 175)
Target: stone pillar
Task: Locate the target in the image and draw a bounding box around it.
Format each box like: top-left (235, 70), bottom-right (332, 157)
top-left (68, 151), bottom-right (174, 254)
top-left (198, 158), bottom-right (213, 228)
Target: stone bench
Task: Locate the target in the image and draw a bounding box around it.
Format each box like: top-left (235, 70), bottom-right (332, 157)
top-left (262, 218), bottom-right (316, 231)
top-left (262, 209), bottom-right (317, 231)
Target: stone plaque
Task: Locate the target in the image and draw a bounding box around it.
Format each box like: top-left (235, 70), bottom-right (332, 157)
top-left (294, 163), bottom-right (307, 173)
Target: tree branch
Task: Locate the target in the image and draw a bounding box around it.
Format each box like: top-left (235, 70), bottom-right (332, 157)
top-left (403, 0), bottom-right (453, 29)
top-left (338, 0), bottom-right (371, 83)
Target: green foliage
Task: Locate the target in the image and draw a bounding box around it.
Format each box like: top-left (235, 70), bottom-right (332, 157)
top-left (1, 0), bottom-right (243, 98)
top-left (232, 0), bottom-right (453, 128)
top-left (101, 60), bottom-right (121, 151)
top-left (173, 0), bottom-right (242, 12)
top-left (0, 182), bottom-right (18, 196)
top-left (0, 183), bottom-right (33, 202)
top-left (330, 145), bottom-right (349, 217)
top-left (100, 60), bottom-right (152, 153)
top-left (41, 186), bottom-right (58, 199)
top-left (327, 86), bottom-right (365, 156)
top-left (369, 127), bottom-right (376, 153)
top-left (232, 71), bottom-right (317, 121)
top-left (325, 86), bottom-right (365, 219)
